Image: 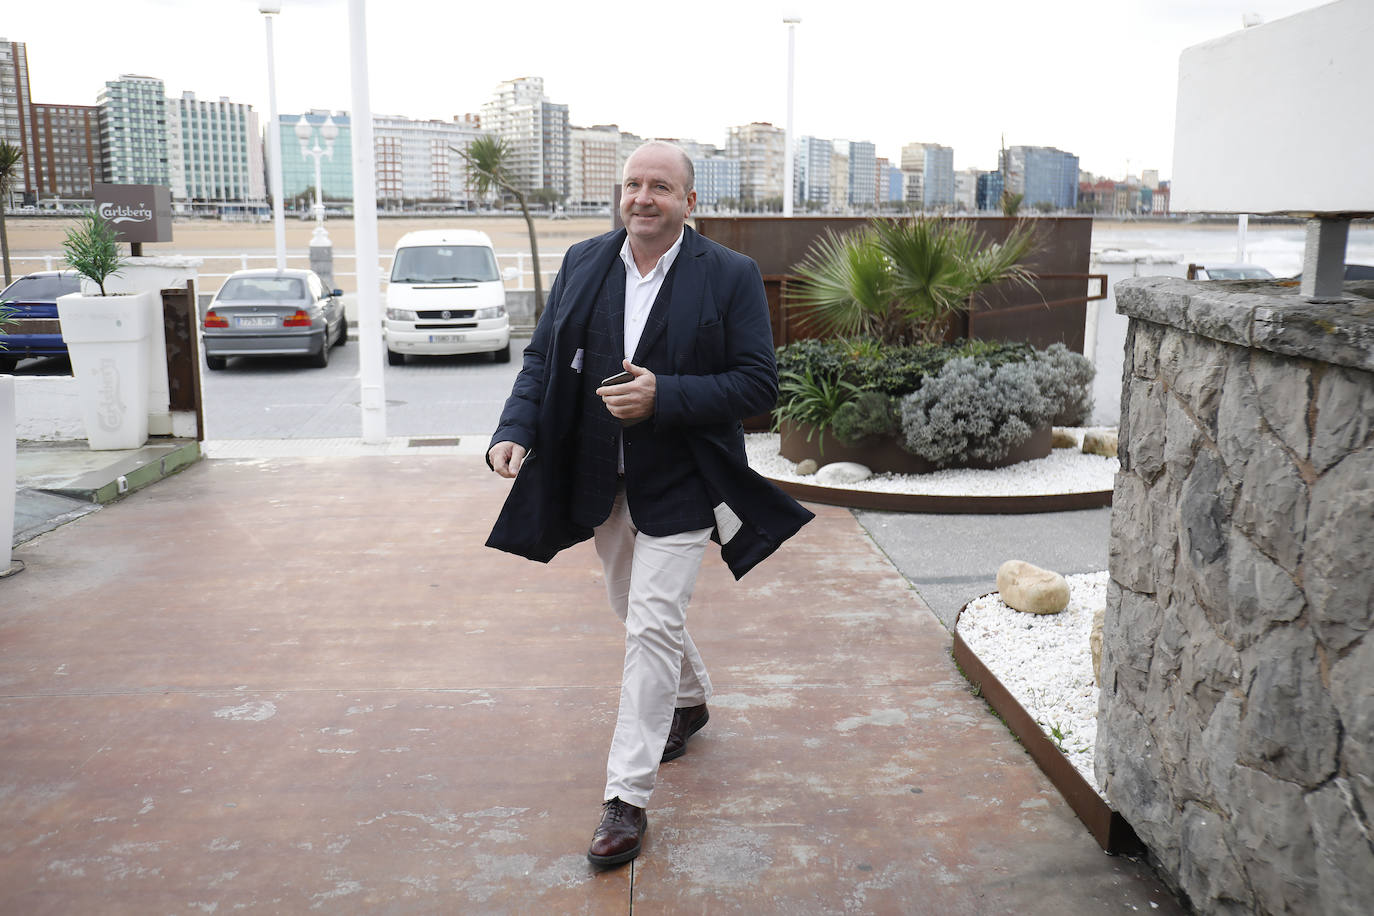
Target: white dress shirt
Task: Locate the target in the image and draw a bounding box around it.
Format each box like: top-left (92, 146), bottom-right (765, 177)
top-left (619, 230), bottom-right (684, 361)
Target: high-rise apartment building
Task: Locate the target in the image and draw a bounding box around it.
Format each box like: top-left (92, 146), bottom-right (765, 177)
top-left (373, 114), bottom-right (484, 207)
top-left (725, 122), bottom-right (784, 208)
top-left (795, 135), bottom-right (831, 210)
top-left (847, 140), bottom-right (876, 208)
top-left (0, 38), bottom-right (36, 201)
top-left (570, 124), bottom-right (620, 208)
top-left (692, 155), bottom-right (740, 209)
top-left (29, 104), bottom-right (100, 200)
top-left (481, 77), bottom-right (570, 199)
top-left (98, 74), bottom-right (169, 186)
top-left (828, 143), bottom-right (849, 214)
top-left (954, 168), bottom-right (980, 213)
top-left (977, 170), bottom-right (1004, 211)
top-left (171, 92), bottom-right (264, 207)
top-left (901, 142), bottom-right (954, 210)
top-left (275, 112), bottom-right (353, 205)
top-left (1000, 145), bottom-right (1079, 211)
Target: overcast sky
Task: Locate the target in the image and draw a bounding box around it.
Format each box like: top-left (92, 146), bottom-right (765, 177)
top-left (5, 0), bottom-right (1329, 180)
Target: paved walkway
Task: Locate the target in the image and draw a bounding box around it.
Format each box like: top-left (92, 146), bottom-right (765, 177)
top-left (1, 453), bottom-right (1181, 913)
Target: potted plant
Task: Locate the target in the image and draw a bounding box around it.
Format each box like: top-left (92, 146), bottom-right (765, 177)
top-left (55, 211), bottom-right (155, 450)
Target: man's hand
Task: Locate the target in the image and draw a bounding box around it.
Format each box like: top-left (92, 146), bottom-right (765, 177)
top-left (488, 441), bottom-right (527, 478)
top-left (596, 360), bottom-right (656, 422)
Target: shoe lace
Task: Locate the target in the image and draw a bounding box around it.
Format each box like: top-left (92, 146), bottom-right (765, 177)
top-left (602, 798), bottom-right (629, 824)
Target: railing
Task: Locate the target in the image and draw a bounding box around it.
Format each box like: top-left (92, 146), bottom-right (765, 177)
top-left (4, 251), bottom-right (565, 295)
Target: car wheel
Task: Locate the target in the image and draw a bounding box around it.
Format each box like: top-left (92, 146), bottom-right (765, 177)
top-left (206, 354), bottom-right (227, 371)
top-left (493, 342), bottom-right (511, 364)
top-left (310, 334), bottom-right (330, 368)
top-left (387, 349), bottom-right (405, 366)
top-left (335, 320), bottom-right (347, 346)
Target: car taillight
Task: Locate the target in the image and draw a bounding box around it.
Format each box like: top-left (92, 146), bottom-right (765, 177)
top-left (204, 310), bottom-right (228, 328)
top-left (283, 309), bottom-right (312, 327)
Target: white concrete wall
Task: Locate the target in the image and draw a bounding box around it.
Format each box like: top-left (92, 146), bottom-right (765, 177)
top-left (12, 377), bottom-right (86, 441)
top-left (1172, 0), bottom-right (1374, 215)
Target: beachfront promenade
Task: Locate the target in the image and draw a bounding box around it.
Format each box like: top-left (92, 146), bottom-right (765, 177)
top-left (0, 446), bottom-right (1182, 913)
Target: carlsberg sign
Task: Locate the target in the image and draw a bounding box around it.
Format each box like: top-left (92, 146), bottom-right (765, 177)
top-left (93, 184), bottom-right (172, 243)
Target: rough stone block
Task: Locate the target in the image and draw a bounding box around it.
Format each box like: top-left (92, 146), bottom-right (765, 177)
top-left (1179, 801), bottom-right (1253, 913)
top-left (1198, 694), bottom-right (1243, 805)
top-left (1090, 605), bottom-right (1105, 685)
top-left (1305, 447), bottom-right (1374, 652)
top-left (1129, 319), bottom-right (1164, 381)
top-left (1125, 380), bottom-right (1166, 482)
top-left (1329, 636), bottom-right (1374, 821)
top-left (1305, 780), bottom-right (1374, 916)
top-left (1224, 529), bottom-right (1305, 650)
top-left (1251, 349), bottom-right (1313, 461)
top-left (1164, 396), bottom-right (1202, 483)
top-left (996, 560), bottom-right (1069, 614)
top-left (1179, 449), bottom-right (1232, 615)
top-left (1253, 295), bottom-right (1374, 374)
top-left (1232, 432), bottom-right (1308, 574)
top-left (1228, 766), bottom-right (1319, 914)
top-left (1160, 329), bottom-right (1229, 432)
top-left (1237, 627), bottom-right (1340, 787)
top-left (1102, 584), bottom-right (1163, 707)
top-left (1215, 357), bottom-right (1263, 474)
top-left (1311, 364), bottom-right (1374, 474)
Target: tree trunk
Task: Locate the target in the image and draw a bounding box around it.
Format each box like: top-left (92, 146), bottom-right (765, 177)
top-left (515, 191), bottom-right (545, 323)
top-left (0, 207), bottom-right (11, 287)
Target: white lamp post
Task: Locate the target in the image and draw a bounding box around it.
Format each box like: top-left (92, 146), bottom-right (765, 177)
top-left (349, 0), bottom-right (387, 443)
top-left (260, 1), bottom-right (286, 269)
top-left (783, 14), bottom-right (801, 218)
top-left (295, 114), bottom-right (338, 246)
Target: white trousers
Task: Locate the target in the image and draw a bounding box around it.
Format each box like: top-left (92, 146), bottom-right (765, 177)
top-left (593, 486), bottom-right (712, 808)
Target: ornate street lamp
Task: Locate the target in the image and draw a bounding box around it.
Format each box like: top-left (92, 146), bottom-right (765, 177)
top-left (294, 114), bottom-right (338, 246)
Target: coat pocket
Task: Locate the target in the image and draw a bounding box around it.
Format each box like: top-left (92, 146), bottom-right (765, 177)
top-left (691, 318), bottom-right (726, 372)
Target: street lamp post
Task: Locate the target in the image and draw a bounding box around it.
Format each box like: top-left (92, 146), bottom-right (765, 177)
top-left (348, 0), bottom-right (387, 443)
top-left (294, 114), bottom-right (338, 246)
top-left (259, 1), bottom-right (286, 269)
top-left (783, 15), bottom-right (800, 218)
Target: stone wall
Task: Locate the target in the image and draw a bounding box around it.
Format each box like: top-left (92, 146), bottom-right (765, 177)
top-left (1098, 276), bottom-right (1373, 915)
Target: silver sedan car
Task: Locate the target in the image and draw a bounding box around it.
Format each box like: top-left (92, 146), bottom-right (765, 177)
top-left (202, 268), bottom-right (346, 370)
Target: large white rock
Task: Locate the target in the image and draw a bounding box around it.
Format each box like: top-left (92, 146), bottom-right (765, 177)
top-left (996, 560), bottom-right (1070, 615)
top-left (815, 461), bottom-right (873, 485)
top-left (795, 458), bottom-right (818, 476)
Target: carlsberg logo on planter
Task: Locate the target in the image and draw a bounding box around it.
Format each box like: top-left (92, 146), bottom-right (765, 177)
top-left (98, 202), bottom-right (154, 224)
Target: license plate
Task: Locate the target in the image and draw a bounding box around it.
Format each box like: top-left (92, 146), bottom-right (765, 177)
top-left (429, 334), bottom-right (465, 343)
top-left (236, 316), bottom-right (278, 328)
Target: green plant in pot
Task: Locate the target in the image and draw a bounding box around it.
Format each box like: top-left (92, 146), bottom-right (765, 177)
top-left (62, 210), bottom-right (127, 295)
top-left (773, 368), bottom-right (860, 454)
top-left (788, 216), bottom-right (1038, 345)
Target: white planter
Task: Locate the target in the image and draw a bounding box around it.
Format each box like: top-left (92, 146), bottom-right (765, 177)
top-left (57, 289), bottom-right (154, 450)
top-left (2, 374), bottom-right (15, 571)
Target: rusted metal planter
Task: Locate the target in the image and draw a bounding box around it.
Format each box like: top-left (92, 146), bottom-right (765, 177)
top-left (779, 419), bottom-right (1051, 474)
top-left (773, 481), bottom-right (1111, 514)
top-left (952, 600), bottom-right (1142, 855)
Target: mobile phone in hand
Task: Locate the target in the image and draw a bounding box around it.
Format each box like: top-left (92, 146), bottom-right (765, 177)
top-left (600, 370), bottom-right (634, 387)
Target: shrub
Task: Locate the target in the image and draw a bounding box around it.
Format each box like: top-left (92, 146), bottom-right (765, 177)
top-left (773, 368), bottom-right (860, 453)
top-left (61, 211), bottom-right (125, 296)
top-left (1028, 343), bottom-right (1095, 426)
top-left (899, 357), bottom-right (1051, 467)
top-left (832, 391), bottom-right (899, 446)
top-left (775, 336), bottom-right (1036, 399)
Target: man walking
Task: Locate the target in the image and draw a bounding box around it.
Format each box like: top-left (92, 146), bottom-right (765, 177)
top-left (486, 141), bottom-right (812, 867)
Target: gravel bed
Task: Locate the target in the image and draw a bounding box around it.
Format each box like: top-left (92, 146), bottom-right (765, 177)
top-left (746, 430), bottom-right (1118, 496)
top-left (956, 571), bottom-right (1109, 793)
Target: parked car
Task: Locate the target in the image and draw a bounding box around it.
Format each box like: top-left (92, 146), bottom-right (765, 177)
top-left (0, 270), bottom-right (82, 372)
top-left (1187, 263), bottom-right (1276, 281)
top-left (1291, 263), bottom-right (1374, 282)
top-left (383, 230), bottom-right (511, 365)
top-left (202, 268), bottom-right (346, 370)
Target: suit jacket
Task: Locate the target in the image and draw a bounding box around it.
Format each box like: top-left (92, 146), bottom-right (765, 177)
top-left (486, 225), bottom-right (812, 576)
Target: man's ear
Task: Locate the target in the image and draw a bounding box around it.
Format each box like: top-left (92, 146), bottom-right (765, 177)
top-left (685, 189), bottom-right (697, 217)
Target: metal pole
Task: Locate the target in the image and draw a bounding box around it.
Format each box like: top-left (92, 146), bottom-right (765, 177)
top-left (783, 16), bottom-right (800, 218)
top-left (1236, 213), bottom-right (1249, 264)
top-left (262, 8), bottom-right (287, 269)
top-left (349, 0), bottom-right (387, 443)
top-left (313, 141), bottom-right (324, 227)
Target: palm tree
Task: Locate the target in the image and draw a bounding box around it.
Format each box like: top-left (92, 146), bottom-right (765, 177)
top-left (455, 136), bottom-right (544, 321)
top-left (0, 141), bottom-right (23, 286)
top-left (789, 217), bottom-right (1038, 345)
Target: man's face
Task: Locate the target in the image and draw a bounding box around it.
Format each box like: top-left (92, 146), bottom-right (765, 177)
top-left (620, 146), bottom-right (696, 252)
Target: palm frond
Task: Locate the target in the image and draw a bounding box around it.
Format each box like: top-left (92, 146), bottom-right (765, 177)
top-left (786, 228), bottom-right (892, 339)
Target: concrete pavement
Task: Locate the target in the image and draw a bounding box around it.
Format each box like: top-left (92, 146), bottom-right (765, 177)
top-left (1, 444), bottom-right (1180, 913)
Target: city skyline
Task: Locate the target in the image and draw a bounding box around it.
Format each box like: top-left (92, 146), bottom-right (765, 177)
top-left (3, 0), bottom-right (1328, 181)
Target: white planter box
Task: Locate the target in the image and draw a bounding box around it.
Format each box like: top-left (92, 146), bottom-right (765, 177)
top-left (57, 289), bottom-right (154, 450)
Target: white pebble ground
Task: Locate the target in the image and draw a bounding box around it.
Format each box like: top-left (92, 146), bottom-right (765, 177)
top-left (746, 429), bottom-right (1118, 496)
top-left (956, 571), bottom-right (1109, 794)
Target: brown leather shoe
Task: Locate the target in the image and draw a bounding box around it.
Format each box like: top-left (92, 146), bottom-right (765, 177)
top-left (661, 703), bottom-right (710, 762)
top-left (587, 797), bottom-right (647, 867)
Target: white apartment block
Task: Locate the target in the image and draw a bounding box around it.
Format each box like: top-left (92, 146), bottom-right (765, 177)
top-left (795, 136), bottom-right (831, 209)
top-left (955, 168), bottom-right (979, 213)
top-left (98, 74), bottom-right (169, 186)
top-left (828, 144), bottom-right (849, 214)
top-left (570, 124), bottom-right (620, 208)
top-left (481, 76), bottom-right (570, 199)
top-left (900, 141), bottom-right (954, 210)
top-left (848, 140), bottom-right (876, 208)
top-left (170, 92), bottom-right (264, 206)
top-left (373, 114), bottom-right (484, 206)
top-left (725, 122), bottom-right (785, 207)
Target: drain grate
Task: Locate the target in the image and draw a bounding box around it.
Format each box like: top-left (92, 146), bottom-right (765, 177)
top-left (408, 437), bottom-right (461, 448)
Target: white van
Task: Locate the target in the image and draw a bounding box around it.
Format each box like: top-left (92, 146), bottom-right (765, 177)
top-left (384, 229), bottom-right (512, 365)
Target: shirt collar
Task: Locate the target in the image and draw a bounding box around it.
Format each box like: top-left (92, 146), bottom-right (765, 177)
top-left (620, 229), bottom-right (685, 282)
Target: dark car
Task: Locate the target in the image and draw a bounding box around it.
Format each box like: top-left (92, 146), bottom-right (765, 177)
top-left (0, 270), bottom-right (83, 372)
top-left (202, 268), bottom-right (346, 370)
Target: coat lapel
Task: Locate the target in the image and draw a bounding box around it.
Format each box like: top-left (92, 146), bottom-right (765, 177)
top-left (631, 225), bottom-right (706, 366)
